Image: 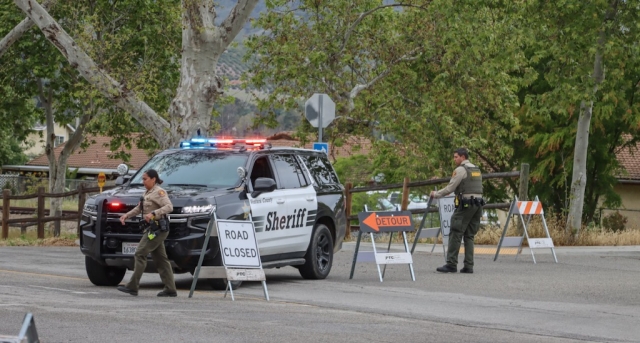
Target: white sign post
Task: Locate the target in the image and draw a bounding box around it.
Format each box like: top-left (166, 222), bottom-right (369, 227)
top-left (189, 214), bottom-right (269, 301)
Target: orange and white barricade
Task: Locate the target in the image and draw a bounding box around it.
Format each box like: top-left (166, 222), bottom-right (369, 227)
top-left (494, 196), bottom-right (558, 263)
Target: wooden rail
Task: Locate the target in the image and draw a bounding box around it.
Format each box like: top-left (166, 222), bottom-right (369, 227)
top-left (343, 164), bottom-right (529, 239)
top-left (1, 184), bottom-right (116, 239)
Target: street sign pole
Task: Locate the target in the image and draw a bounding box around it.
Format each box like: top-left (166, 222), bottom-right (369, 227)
top-left (318, 95), bottom-right (323, 142)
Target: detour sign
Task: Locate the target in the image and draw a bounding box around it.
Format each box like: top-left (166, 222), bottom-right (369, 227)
top-left (358, 211), bottom-right (414, 233)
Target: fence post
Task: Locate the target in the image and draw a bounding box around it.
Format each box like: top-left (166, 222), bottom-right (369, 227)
top-left (517, 163), bottom-right (530, 235)
top-left (77, 183), bottom-right (86, 237)
top-left (2, 189), bottom-right (10, 239)
top-left (344, 183), bottom-right (352, 240)
top-left (400, 177), bottom-right (410, 211)
top-left (37, 187), bottom-right (45, 239)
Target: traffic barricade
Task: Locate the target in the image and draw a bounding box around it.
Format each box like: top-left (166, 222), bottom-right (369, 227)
top-left (494, 196), bottom-right (558, 263)
top-left (189, 212), bottom-right (269, 301)
top-left (349, 210), bottom-right (416, 282)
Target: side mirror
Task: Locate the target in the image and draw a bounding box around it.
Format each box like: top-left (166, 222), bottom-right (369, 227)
top-left (251, 177), bottom-right (276, 198)
top-left (115, 175), bottom-right (132, 186)
top-left (237, 166), bottom-right (247, 179)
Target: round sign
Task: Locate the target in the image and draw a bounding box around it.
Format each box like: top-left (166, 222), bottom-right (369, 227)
top-left (97, 172), bottom-right (106, 187)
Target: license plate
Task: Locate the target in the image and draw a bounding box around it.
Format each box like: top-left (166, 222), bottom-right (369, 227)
top-left (122, 243), bottom-right (138, 254)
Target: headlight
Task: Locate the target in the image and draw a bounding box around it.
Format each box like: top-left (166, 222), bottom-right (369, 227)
top-left (83, 203), bottom-right (98, 212)
top-left (181, 204), bottom-right (216, 214)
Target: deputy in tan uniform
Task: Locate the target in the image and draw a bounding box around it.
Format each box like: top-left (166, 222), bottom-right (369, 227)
top-left (117, 169), bottom-right (177, 297)
top-left (430, 148), bottom-right (483, 274)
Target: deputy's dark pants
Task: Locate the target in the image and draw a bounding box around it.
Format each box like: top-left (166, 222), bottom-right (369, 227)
top-left (446, 204), bottom-right (483, 269)
top-left (125, 230), bottom-right (176, 293)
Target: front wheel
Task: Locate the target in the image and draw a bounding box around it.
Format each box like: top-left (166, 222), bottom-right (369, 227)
top-left (85, 256), bottom-right (126, 286)
top-left (299, 224), bottom-right (334, 279)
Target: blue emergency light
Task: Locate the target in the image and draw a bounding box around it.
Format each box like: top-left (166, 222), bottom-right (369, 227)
top-left (179, 137), bottom-right (267, 150)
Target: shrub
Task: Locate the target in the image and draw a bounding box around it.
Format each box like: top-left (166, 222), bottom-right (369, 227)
top-left (602, 211), bottom-right (627, 233)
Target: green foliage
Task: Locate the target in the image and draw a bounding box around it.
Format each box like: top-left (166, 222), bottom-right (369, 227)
top-left (23, 174), bottom-right (48, 195)
top-left (3, 181), bottom-right (17, 196)
top-left (602, 211), bottom-right (627, 233)
top-left (332, 155), bottom-right (375, 186)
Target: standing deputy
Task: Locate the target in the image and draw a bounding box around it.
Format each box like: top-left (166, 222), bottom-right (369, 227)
top-left (117, 169), bottom-right (177, 297)
top-left (430, 148), bottom-right (484, 274)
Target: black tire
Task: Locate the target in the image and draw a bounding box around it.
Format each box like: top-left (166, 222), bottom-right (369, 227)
top-left (85, 256), bottom-right (126, 286)
top-left (299, 224), bottom-right (334, 279)
top-left (190, 252), bottom-right (243, 291)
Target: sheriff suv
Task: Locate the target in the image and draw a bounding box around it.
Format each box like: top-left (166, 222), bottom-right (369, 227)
top-left (79, 138), bottom-right (347, 289)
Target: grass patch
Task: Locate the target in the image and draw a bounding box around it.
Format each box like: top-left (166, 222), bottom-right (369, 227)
top-left (0, 227), bottom-right (78, 247)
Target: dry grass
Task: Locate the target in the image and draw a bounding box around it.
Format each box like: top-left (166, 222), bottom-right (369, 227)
top-left (474, 215), bottom-right (640, 247)
top-left (348, 214), bottom-right (640, 246)
top-left (0, 225), bottom-right (78, 247)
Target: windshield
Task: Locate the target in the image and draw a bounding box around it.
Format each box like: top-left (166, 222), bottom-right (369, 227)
top-left (130, 152), bottom-right (248, 188)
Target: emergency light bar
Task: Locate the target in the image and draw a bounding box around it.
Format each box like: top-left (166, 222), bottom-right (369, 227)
top-left (179, 137), bottom-right (268, 150)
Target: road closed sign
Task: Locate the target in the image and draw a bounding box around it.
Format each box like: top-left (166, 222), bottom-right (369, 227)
top-left (216, 220), bottom-right (261, 268)
top-left (438, 195), bottom-right (456, 236)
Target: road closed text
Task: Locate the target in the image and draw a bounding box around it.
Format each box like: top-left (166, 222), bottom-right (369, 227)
top-left (223, 247), bottom-right (258, 258)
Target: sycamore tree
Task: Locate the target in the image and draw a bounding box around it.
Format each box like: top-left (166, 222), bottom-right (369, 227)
top-left (1, 0), bottom-right (181, 235)
top-left (521, 0), bottom-right (640, 236)
top-left (6, 0), bottom-right (259, 148)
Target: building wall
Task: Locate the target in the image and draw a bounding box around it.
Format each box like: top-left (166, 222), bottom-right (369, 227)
top-left (23, 124), bottom-right (71, 158)
top-left (603, 183), bottom-right (640, 229)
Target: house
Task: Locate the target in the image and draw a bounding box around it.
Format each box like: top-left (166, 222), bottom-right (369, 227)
top-left (22, 122), bottom-right (77, 159)
top-left (3, 136), bottom-right (152, 180)
top-left (609, 144), bottom-right (640, 225)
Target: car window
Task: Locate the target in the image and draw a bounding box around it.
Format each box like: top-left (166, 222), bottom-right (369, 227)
top-left (299, 154), bottom-right (339, 185)
top-left (130, 152), bottom-right (248, 188)
top-left (250, 156), bottom-right (275, 188)
top-left (271, 154), bottom-right (309, 189)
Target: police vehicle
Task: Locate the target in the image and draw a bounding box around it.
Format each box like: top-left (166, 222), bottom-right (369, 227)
top-left (79, 138), bottom-right (347, 289)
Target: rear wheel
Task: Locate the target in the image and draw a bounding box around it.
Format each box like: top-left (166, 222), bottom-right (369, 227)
top-left (85, 256), bottom-right (126, 286)
top-left (299, 224), bottom-right (334, 279)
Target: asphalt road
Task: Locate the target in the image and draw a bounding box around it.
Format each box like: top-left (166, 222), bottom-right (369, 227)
top-left (0, 243), bottom-right (639, 343)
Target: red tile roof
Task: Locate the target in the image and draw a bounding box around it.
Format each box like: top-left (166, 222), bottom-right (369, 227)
top-left (26, 136), bottom-right (153, 170)
top-left (265, 132), bottom-right (372, 161)
top-left (617, 143), bottom-right (640, 180)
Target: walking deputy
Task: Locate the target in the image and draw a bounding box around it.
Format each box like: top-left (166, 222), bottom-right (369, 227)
top-left (117, 169), bottom-right (177, 296)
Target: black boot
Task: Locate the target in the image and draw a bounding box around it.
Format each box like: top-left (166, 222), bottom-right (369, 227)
top-left (436, 265), bottom-right (457, 273)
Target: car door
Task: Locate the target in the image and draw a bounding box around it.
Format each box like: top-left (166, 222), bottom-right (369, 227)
top-left (246, 155), bottom-right (288, 257)
top-left (268, 153), bottom-right (317, 254)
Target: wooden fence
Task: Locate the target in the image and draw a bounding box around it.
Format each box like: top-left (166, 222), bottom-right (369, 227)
top-left (1, 163), bottom-right (530, 240)
top-left (343, 163), bottom-right (530, 239)
top-left (1, 184), bottom-right (116, 239)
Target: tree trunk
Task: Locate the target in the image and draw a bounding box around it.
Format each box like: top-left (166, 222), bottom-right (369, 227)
top-left (37, 77), bottom-right (92, 237)
top-left (167, 0), bottom-right (260, 147)
top-left (566, 100), bottom-right (593, 237)
top-left (0, 0), bottom-right (55, 58)
top-left (566, 1), bottom-right (617, 237)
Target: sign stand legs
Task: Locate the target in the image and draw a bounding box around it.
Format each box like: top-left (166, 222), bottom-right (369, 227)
top-left (371, 233), bottom-right (383, 282)
top-left (349, 231), bottom-right (363, 279)
top-left (189, 211), bottom-right (217, 298)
